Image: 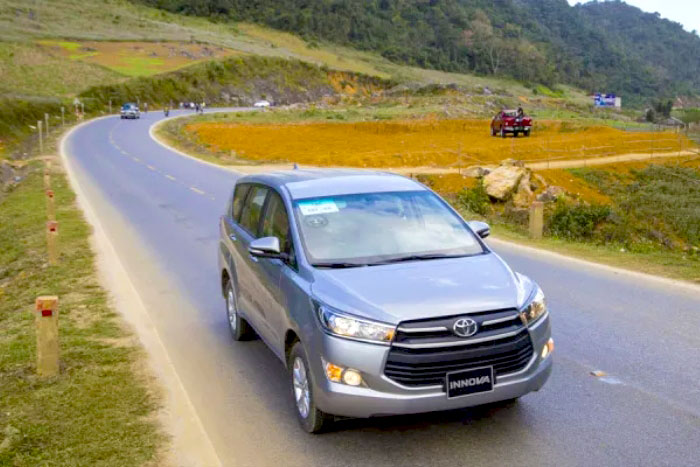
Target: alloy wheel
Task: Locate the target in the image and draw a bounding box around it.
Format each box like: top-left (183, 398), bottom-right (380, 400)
top-left (292, 357), bottom-right (311, 419)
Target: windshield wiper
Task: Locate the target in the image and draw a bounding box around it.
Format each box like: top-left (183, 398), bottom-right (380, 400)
top-left (371, 253), bottom-right (469, 265)
top-left (312, 262), bottom-right (368, 269)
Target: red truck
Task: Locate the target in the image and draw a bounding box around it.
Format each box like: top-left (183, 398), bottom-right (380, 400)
top-left (490, 109), bottom-right (532, 137)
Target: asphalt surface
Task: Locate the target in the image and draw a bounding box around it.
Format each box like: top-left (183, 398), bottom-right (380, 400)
top-left (64, 110), bottom-right (700, 467)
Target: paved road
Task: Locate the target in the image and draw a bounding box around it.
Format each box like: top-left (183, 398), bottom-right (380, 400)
top-left (63, 111), bottom-right (700, 467)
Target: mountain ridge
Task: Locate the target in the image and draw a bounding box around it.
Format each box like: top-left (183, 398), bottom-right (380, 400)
top-left (135, 0), bottom-right (700, 102)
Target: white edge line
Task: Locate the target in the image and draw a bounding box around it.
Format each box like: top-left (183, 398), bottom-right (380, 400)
top-left (60, 116), bottom-right (223, 467)
top-left (487, 237), bottom-right (700, 293)
top-left (150, 111), bottom-right (700, 294)
top-left (149, 111), bottom-right (244, 174)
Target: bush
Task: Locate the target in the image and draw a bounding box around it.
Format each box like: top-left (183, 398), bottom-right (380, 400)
top-left (547, 200), bottom-right (611, 240)
top-left (457, 181), bottom-right (490, 216)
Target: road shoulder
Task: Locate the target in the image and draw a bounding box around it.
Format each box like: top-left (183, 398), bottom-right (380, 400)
top-left (61, 118), bottom-right (222, 467)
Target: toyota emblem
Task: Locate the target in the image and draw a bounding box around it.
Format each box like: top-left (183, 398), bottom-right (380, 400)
top-left (453, 318), bottom-right (478, 338)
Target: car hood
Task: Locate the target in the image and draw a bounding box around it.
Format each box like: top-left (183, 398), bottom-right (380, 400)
top-left (310, 252), bottom-right (534, 324)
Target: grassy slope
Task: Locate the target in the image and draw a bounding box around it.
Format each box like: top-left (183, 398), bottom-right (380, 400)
top-left (0, 0), bottom-right (576, 98)
top-left (0, 161), bottom-right (164, 464)
top-left (0, 42), bottom-right (124, 97)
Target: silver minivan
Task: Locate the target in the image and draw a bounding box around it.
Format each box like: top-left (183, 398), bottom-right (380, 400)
top-left (218, 169), bottom-right (553, 433)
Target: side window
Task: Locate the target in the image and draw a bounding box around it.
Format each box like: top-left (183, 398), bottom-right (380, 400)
top-left (231, 183), bottom-right (250, 220)
top-left (239, 186), bottom-right (269, 236)
top-left (261, 191), bottom-right (296, 268)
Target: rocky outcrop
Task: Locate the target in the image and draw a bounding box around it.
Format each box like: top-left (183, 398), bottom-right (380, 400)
top-left (462, 165), bottom-right (493, 178)
top-left (536, 185), bottom-right (565, 202)
top-left (483, 165), bottom-right (527, 200)
top-left (512, 174), bottom-right (534, 208)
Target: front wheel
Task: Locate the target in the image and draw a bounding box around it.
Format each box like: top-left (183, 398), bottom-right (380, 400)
top-left (491, 127), bottom-right (496, 137)
top-left (289, 342), bottom-right (332, 433)
top-left (225, 281), bottom-right (253, 341)
top-left (500, 128), bottom-right (506, 138)
top-left (524, 130), bottom-right (530, 137)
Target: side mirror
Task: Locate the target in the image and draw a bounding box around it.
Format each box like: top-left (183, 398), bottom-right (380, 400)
top-left (249, 236), bottom-right (287, 259)
top-left (468, 221), bottom-right (490, 239)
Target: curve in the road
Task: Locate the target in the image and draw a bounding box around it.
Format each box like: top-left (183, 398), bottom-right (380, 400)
top-left (63, 110), bottom-right (700, 467)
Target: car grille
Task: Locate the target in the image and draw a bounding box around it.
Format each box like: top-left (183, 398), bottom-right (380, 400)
top-left (384, 309), bottom-right (534, 389)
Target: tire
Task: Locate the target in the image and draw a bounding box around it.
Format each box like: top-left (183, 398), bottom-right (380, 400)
top-left (514, 131), bottom-right (519, 138)
top-left (289, 342), bottom-right (332, 433)
top-left (524, 130), bottom-right (530, 137)
top-left (500, 128), bottom-right (506, 138)
top-left (224, 280), bottom-right (253, 341)
top-left (491, 127), bottom-right (496, 137)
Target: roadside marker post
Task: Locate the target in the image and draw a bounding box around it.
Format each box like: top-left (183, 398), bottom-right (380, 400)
top-left (47, 220), bottom-right (59, 265)
top-left (529, 202), bottom-right (544, 240)
top-left (61, 106), bottom-right (65, 126)
top-left (43, 160), bottom-right (51, 189)
top-left (44, 113), bottom-right (49, 137)
top-left (35, 296), bottom-right (60, 377)
top-left (46, 189), bottom-right (55, 220)
top-left (37, 120), bottom-right (43, 154)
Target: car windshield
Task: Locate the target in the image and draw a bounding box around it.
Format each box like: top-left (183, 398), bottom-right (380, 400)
top-left (293, 190), bottom-right (485, 266)
top-left (504, 110), bottom-right (518, 117)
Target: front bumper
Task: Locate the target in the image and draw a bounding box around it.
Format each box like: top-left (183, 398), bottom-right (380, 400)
top-left (310, 314), bottom-right (552, 418)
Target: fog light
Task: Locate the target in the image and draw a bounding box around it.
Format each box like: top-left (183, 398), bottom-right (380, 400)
top-left (324, 361), bottom-right (343, 383)
top-left (342, 369), bottom-right (363, 386)
top-left (541, 338), bottom-right (554, 359)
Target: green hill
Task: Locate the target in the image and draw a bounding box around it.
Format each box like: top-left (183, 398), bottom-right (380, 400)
top-left (136, 0), bottom-right (700, 102)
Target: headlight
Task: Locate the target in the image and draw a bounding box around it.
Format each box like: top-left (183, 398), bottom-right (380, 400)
top-left (520, 287), bottom-right (547, 326)
top-left (317, 305), bottom-right (395, 344)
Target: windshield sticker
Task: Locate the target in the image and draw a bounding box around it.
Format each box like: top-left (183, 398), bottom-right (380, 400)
top-left (298, 200), bottom-right (339, 216)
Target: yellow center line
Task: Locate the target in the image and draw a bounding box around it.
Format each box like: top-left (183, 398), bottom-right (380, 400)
top-left (165, 174), bottom-right (176, 181)
top-left (190, 187), bottom-right (205, 195)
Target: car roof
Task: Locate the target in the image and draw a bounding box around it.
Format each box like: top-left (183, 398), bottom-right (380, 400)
top-left (237, 169), bottom-right (427, 200)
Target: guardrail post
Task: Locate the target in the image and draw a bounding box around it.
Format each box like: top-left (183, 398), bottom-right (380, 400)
top-left (47, 220), bottom-right (59, 265)
top-left (529, 202), bottom-right (544, 239)
top-left (35, 296), bottom-right (60, 377)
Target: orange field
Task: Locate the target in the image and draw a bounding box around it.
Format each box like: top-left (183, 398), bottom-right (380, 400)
top-left (185, 118), bottom-right (693, 168)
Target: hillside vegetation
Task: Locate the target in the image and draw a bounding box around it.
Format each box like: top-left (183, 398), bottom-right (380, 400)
top-left (79, 55), bottom-right (391, 107)
top-left (139, 0), bottom-right (700, 102)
